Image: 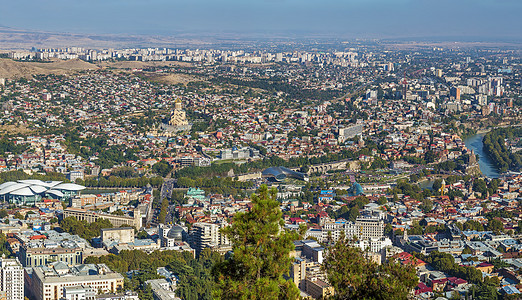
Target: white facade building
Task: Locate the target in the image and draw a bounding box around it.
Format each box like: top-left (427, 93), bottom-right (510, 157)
top-left (0, 257), bottom-right (24, 300)
top-left (29, 263), bottom-right (124, 300)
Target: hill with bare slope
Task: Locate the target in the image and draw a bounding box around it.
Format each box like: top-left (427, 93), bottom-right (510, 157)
top-left (0, 58), bottom-right (99, 79)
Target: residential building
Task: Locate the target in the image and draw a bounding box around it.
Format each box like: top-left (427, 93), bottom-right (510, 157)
top-left (28, 263), bottom-right (124, 300)
top-left (0, 257), bottom-right (24, 300)
top-left (189, 222), bottom-right (230, 254)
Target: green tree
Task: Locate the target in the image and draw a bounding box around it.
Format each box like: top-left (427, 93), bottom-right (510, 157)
top-left (347, 207), bottom-right (360, 222)
top-left (213, 185), bottom-right (299, 300)
top-left (59, 216), bottom-right (113, 241)
top-left (152, 160), bottom-right (173, 177)
top-left (323, 235), bottom-right (418, 299)
top-left (462, 247), bottom-right (473, 255)
top-left (158, 198), bottom-right (169, 224)
top-left (469, 282), bottom-right (499, 300)
top-left (487, 219), bottom-right (504, 234)
top-left (136, 230), bottom-right (149, 239)
top-left (419, 199), bottom-right (433, 213)
top-left (432, 179), bottom-right (442, 193)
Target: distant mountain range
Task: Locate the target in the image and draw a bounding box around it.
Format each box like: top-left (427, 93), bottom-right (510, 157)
top-left (1, 26), bottom-right (521, 51)
top-left (0, 26), bottom-right (215, 50)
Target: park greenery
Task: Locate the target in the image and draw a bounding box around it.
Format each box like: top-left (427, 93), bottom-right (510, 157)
top-left (175, 176), bottom-right (254, 196)
top-left (152, 160), bottom-right (173, 177)
top-left (158, 198), bottom-right (169, 224)
top-left (483, 127), bottom-right (522, 173)
top-left (0, 138), bottom-right (28, 156)
top-left (85, 249), bottom-right (222, 300)
top-left (59, 216), bottom-right (114, 241)
top-left (174, 146), bottom-right (383, 183)
top-left (0, 233), bottom-right (12, 258)
top-left (63, 133), bottom-right (139, 170)
top-left (211, 75), bottom-right (344, 101)
top-left (0, 170), bottom-right (69, 184)
top-left (80, 175), bottom-right (163, 188)
top-left (419, 251), bottom-right (489, 285)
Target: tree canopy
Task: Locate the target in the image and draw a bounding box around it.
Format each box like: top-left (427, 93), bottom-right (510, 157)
top-left (212, 185), bottom-right (300, 299)
top-left (323, 235), bottom-right (418, 299)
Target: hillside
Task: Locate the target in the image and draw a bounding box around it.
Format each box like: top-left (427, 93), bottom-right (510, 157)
top-left (0, 58), bottom-right (99, 79)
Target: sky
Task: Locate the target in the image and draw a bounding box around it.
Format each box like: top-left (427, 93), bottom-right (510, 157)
top-left (1, 0), bottom-right (521, 40)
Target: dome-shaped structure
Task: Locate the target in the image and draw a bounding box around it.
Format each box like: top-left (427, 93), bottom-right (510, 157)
top-left (347, 182), bottom-right (364, 196)
top-left (167, 226), bottom-right (183, 241)
top-left (0, 180), bottom-right (85, 205)
top-left (353, 182), bottom-right (364, 196)
top-left (262, 166), bottom-right (308, 182)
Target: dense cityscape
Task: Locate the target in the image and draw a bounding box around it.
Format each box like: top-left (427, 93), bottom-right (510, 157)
top-left (0, 35), bottom-right (521, 300)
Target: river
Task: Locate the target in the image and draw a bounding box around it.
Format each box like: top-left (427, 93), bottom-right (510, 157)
top-left (464, 133), bottom-right (500, 178)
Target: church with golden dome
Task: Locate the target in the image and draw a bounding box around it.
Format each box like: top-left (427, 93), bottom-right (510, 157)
top-left (169, 98), bottom-right (189, 127)
top-left (157, 98), bottom-right (192, 135)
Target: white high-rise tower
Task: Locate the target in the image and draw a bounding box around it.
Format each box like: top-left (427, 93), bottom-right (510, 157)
top-left (0, 256), bottom-right (24, 300)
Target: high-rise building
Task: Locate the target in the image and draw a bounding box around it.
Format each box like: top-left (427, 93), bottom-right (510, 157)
top-left (0, 257), bottom-right (24, 300)
top-left (450, 87), bottom-right (461, 100)
top-left (476, 94), bottom-right (488, 106)
top-left (189, 222), bottom-right (230, 254)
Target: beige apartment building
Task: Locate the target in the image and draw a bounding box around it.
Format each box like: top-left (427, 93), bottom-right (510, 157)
top-left (29, 264), bottom-right (124, 300)
top-left (63, 208), bottom-right (142, 229)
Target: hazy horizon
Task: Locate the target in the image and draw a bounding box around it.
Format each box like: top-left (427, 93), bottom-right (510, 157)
top-left (1, 0), bottom-right (521, 42)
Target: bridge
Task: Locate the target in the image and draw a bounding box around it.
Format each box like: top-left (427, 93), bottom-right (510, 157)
top-left (234, 159), bottom-right (360, 181)
top-left (308, 160), bottom-right (360, 174)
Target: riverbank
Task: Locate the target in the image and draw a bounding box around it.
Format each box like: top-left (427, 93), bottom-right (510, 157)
top-left (464, 133), bottom-right (499, 178)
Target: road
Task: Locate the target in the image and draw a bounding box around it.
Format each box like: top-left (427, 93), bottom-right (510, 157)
top-left (160, 178), bottom-right (176, 201)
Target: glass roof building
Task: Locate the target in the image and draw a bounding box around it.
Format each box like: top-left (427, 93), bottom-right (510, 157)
top-left (262, 166), bottom-right (309, 182)
top-left (0, 180), bottom-right (85, 205)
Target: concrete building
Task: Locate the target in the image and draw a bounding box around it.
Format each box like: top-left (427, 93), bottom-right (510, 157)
top-left (19, 244), bottom-right (83, 267)
top-left (338, 123), bottom-right (364, 142)
top-left (301, 240), bottom-right (324, 264)
top-left (0, 257), bottom-right (24, 300)
top-left (305, 278), bottom-right (334, 299)
top-left (314, 216), bottom-right (384, 243)
top-left (356, 217), bottom-right (385, 240)
top-left (146, 278), bottom-right (180, 300)
top-left (290, 258), bottom-right (307, 290)
top-left (189, 222), bottom-right (230, 254)
top-left (67, 171), bottom-right (84, 183)
top-left (28, 263), bottom-right (124, 300)
top-left (95, 292), bottom-right (139, 300)
top-left (101, 228), bottom-right (134, 244)
top-left (158, 224), bottom-right (184, 247)
top-left (63, 208), bottom-right (142, 229)
top-left (63, 285), bottom-right (95, 300)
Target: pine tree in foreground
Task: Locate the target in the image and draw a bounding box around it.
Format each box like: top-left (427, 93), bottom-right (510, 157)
top-left (323, 235), bottom-right (418, 300)
top-left (213, 185), bottom-right (300, 300)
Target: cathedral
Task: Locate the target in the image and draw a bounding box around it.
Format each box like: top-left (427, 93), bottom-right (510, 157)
top-left (169, 98), bottom-right (189, 127)
top-left (154, 98), bottom-right (192, 136)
